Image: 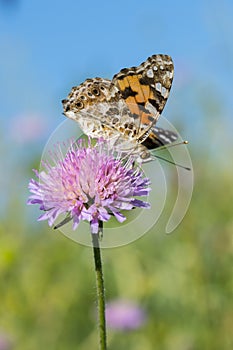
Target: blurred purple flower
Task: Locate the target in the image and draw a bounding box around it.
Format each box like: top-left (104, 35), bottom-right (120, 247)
top-left (27, 138), bottom-right (151, 233)
top-left (106, 300), bottom-right (147, 331)
top-left (0, 333), bottom-right (12, 350)
top-left (10, 113), bottom-right (48, 144)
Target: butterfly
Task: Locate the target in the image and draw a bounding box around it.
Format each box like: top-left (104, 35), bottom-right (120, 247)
top-left (62, 54), bottom-right (178, 162)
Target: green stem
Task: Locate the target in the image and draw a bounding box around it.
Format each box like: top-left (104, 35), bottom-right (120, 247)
top-left (92, 221), bottom-right (107, 350)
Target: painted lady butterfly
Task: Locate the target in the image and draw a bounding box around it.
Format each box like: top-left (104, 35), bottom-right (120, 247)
top-left (62, 54), bottom-right (178, 162)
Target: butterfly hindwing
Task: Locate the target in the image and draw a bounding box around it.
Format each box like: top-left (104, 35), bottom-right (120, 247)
top-left (142, 126), bottom-right (178, 149)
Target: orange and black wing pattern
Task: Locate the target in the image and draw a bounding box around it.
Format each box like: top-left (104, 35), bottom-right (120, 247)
top-left (112, 54), bottom-right (174, 141)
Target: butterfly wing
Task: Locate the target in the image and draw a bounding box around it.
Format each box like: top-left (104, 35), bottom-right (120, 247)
top-left (62, 78), bottom-right (125, 139)
top-left (112, 54), bottom-right (174, 142)
top-left (142, 126), bottom-right (178, 149)
top-left (62, 77), bottom-right (147, 145)
top-left (62, 55), bottom-right (175, 154)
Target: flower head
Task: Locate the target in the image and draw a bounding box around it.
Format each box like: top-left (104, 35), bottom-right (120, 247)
top-left (28, 138), bottom-right (151, 233)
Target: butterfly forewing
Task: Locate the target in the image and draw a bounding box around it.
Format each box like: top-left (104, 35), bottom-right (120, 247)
top-left (112, 54), bottom-right (174, 140)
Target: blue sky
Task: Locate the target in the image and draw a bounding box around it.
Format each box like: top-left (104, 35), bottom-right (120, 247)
top-left (1, 0), bottom-right (233, 124)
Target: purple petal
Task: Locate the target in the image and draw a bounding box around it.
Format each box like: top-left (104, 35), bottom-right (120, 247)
top-left (108, 206), bottom-right (126, 223)
top-left (90, 217), bottom-right (99, 234)
top-left (130, 199), bottom-right (151, 208)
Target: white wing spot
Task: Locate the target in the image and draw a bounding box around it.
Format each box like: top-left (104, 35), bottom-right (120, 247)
top-left (153, 65), bottom-right (158, 71)
top-left (155, 82), bottom-right (162, 92)
top-left (159, 134), bottom-right (171, 143)
top-left (160, 65), bottom-right (164, 70)
top-left (146, 68), bottom-right (154, 78)
top-left (161, 86), bottom-right (168, 98)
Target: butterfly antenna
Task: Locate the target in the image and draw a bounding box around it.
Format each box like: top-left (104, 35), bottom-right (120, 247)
top-left (152, 141), bottom-right (190, 170)
top-left (155, 140), bottom-right (189, 152)
top-left (153, 154), bottom-right (191, 170)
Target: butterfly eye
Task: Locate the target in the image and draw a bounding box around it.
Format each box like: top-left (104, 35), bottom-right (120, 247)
top-left (140, 151), bottom-right (150, 159)
top-left (92, 88), bottom-right (100, 96)
top-left (75, 100), bottom-right (84, 109)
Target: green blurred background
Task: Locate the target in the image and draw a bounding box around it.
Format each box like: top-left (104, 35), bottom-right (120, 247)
top-left (0, 0), bottom-right (232, 349)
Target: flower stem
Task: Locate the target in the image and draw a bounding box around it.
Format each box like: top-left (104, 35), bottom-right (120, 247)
top-left (92, 221), bottom-right (107, 350)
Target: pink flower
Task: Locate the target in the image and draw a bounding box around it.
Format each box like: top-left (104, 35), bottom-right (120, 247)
top-left (27, 138), bottom-right (151, 233)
